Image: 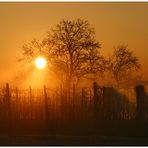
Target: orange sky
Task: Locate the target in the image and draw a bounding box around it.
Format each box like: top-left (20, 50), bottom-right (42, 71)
top-left (0, 2), bottom-right (148, 84)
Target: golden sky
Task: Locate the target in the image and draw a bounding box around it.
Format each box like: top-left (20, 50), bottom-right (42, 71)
top-left (0, 2), bottom-right (148, 84)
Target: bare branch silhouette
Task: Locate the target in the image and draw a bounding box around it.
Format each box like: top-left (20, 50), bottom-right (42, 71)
top-left (108, 45), bottom-right (141, 87)
top-left (43, 19), bottom-right (106, 84)
top-left (20, 19), bottom-right (106, 85)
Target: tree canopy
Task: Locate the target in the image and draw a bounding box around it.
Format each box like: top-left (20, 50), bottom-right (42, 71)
top-left (21, 19), bottom-right (106, 84)
top-left (20, 19), bottom-right (141, 87)
top-left (108, 45), bottom-right (141, 87)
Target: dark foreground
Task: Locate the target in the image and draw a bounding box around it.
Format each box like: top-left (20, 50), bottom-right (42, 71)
top-left (0, 120), bottom-right (148, 146)
top-left (0, 82), bottom-right (147, 145)
top-left (0, 133), bottom-right (148, 146)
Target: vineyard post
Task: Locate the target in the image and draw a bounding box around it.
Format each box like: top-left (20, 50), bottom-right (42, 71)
top-left (29, 86), bottom-right (32, 119)
top-left (15, 88), bottom-right (18, 119)
top-left (73, 84), bottom-right (75, 121)
top-left (6, 83), bottom-right (12, 131)
top-left (93, 82), bottom-right (99, 122)
top-left (44, 85), bottom-right (49, 127)
top-left (81, 88), bottom-right (85, 119)
top-left (135, 85), bottom-right (145, 121)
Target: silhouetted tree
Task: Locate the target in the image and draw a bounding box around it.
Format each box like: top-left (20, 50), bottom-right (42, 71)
top-left (20, 19), bottom-right (106, 85)
top-left (20, 39), bottom-right (47, 63)
top-left (108, 45), bottom-right (141, 87)
top-left (43, 19), bottom-right (106, 84)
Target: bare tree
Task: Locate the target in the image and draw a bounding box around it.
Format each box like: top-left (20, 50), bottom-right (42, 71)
top-left (20, 38), bottom-right (48, 64)
top-left (43, 19), bottom-right (106, 84)
top-left (20, 19), bottom-right (106, 85)
top-left (108, 45), bottom-right (141, 87)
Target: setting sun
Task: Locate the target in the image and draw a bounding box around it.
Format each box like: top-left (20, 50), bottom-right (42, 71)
top-left (34, 57), bottom-right (47, 69)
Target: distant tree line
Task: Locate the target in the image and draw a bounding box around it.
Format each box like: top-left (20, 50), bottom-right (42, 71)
top-left (20, 18), bottom-right (141, 88)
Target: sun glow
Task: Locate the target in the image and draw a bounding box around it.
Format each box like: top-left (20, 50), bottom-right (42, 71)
top-left (34, 57), bottom-right (47, 69)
